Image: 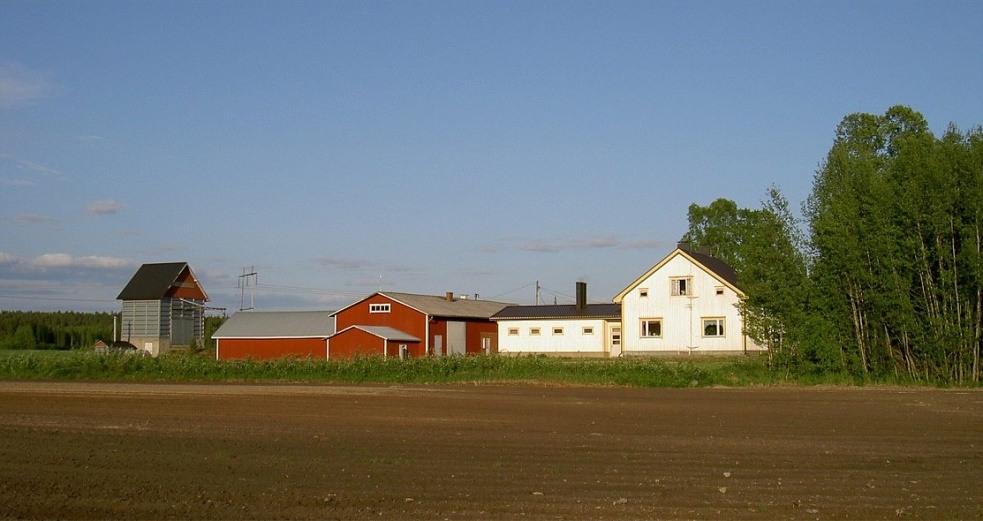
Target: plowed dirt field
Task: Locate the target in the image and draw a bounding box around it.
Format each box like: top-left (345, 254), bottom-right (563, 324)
top-left (1, 382), bottom-right (980, 520)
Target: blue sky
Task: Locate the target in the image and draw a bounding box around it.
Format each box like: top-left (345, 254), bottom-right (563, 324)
top-left (1, 0), bottom-right (981, 313)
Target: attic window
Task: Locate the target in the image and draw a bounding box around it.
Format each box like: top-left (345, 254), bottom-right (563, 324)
top-left (369, 303), bottom-right (391, 313)
top-left (671, 278), bottom-right (691, 296)
top-left (639, 288), bottom-right (649, 298)
top-left (715, 286), bottom-right (724, 295)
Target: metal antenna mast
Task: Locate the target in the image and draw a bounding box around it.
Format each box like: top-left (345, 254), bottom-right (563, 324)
top-left (238, 267), bottom-right (258, 312)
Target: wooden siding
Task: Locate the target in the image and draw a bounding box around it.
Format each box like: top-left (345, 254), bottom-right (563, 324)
top-left (165, 268), bottom-right (208, 300)
top-left (329, 327), bottom-right (422, 359)
top-left (465, 321), bottom-right (498, 355)
top-left (217, 338), bottom-right (326, 360)
top-left (335, 295), bottom-right (427, 346)
top-left (620, 253), bottom-right (756, 353)
top-left (497, 317), bottom-right (614, 355)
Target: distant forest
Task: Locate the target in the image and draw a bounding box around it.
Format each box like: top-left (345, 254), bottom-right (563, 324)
top-left (0, 311), bottom-right (225, 351)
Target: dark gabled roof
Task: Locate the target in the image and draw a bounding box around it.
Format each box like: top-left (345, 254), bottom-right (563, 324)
top-left (685, 250), bottom-right (741, 289)
top-left (212, 311), bottom-right (335, 339)
top-left (614, 247), bottom-right (744, 302)
top-left (117, 262), bottom-right (203, 300)
top-left (491, 303), bottom-right (621, 320)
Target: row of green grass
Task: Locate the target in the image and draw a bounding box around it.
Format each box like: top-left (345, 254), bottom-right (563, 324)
top-left (0, 349), bottom-right (923, 387)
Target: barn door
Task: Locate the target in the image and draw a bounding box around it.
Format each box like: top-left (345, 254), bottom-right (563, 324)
top-left (172, 317), bottom-right (194, 346)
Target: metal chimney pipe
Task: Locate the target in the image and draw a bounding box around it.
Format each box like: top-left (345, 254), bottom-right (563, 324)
top-left (576, 282), bottom-right (587, 311)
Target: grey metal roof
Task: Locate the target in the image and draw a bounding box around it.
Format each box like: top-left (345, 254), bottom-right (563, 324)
top-left (212, 311), bottom-right (335, 339)
top-left (491, 303), bottom-right (622, 320)
top-left (344, 325), bottom-right (420, 342)
top-left (378, 292), bottom-right (511, 319)
top-left (117, 262), bottom-right (195, 300)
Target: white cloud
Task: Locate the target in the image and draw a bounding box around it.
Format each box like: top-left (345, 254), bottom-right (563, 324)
top-left (32, 253), bottom-right (135, 269)
top-left (0, 252), bottom-right (15, 264)
top-left (0, 62), bottom-right (57, 108)
top-left (86, 199), bottom-right (126, 215)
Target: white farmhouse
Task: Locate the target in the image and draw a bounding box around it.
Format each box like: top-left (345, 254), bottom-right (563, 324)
top-left (613, 243), bottom-right (762, 355)
top-left (491, 282), bottom-right (622, 357)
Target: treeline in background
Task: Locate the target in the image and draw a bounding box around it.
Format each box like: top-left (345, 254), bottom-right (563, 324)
top-left (684, 106), bottom-right (981, 384)
top-left (0, 311), bottom-right (225, 352)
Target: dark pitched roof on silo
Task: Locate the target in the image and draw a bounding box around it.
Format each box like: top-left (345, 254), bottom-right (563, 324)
top-left (117, 262), bottom-right (194, 300)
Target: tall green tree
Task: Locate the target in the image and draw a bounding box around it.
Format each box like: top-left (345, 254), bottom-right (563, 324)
top-left (682, 189), bottom-right (812, 375)
top-left (806, 105), bottom-right (982, 383)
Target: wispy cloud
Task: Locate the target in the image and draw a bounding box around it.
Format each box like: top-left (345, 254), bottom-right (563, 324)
top-left (485, 235), bottom-right (664, 254)
top-left (312, 257), bottom-right (375, 270)
top-left (16, 213), bottom-right (56, 224)
top-left (17, 160), bottom-right (63, 176)
top-left (518, 235), bottom-right (620, 253)
top-left (0, 62), bottom-right (58, 108)
top-left (86, 199), bottom-right (126, 215)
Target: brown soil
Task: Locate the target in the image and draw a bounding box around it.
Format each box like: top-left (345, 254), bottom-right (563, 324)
top-left (1, 381), bottom-right (980, 520)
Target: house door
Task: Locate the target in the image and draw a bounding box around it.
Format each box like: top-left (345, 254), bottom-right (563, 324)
top-left (434, 335), bottom-right (443, 357)
top-left (480, 332), bottom-right (497, 355)
top-left (609, 325), bottom-right (622, 357)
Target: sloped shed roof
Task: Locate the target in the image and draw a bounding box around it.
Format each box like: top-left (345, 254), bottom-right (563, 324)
top-left (117, 262), bottom-right (208, 301)
top-left (212, 311), bottom-right (335, 339)
top-left (342, 325), bottom-right (420, 342)
top-left (491, 303), bottom-right (621, 320)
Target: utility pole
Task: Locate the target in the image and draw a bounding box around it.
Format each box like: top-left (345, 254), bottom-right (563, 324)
top-left (535, 280), bottom-right (541, 305)
top-left (238, 267), bottom-right (257, 312)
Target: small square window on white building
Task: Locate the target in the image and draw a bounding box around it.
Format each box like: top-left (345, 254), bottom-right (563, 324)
top-left (508, 327), bottom-right (519, 336)
top-left (552, 327), bottom-right (564, 336)
top-left (582, 326), bottom-right (594, 335)
top-left (530, 327), bottom-right (541, 336)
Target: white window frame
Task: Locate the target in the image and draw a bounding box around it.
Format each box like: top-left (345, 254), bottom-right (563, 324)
top-left (582, 326), bottom-right (594, 336)
top-left (702, 318), bottom-right (725, 338)
top-left (529, 327), bottom-right (541, 336)
top-left (552, 327), bottom-right (564, 336)
top-left (369, 303), bottom-right (391, 313)
top-left (508, 327), bottom-right (519, 336)
top-left (715, 286), bottom-right (725, 296)
top-left (640, 318), bottom-right (663, 338)
top-left (639, 288), bottom-right (649, 298)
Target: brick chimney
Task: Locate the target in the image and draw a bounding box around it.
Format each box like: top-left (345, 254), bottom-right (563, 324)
top-left (445, 292), bottom-right (454, 302)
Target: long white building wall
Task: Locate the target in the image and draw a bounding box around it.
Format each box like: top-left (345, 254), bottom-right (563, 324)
top-left (497, 318), bottom-right (613, 355)
top-left (621, 254), bottom-right (752, 353)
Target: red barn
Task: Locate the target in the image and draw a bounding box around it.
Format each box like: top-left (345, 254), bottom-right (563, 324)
top-left (212, 311), bottom-right (334, 360)
top-left (329, 292), bottom-right (509, 359)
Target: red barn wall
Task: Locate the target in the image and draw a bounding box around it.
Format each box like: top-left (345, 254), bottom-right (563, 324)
top-left (335, 295), bottom-right (427, 342)
top-left (329, 328), bottom-right (386, 359)
top-left (466, 321), bottom-right (498, 355)
top-left (217, 338), bottom-right (325, 360)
